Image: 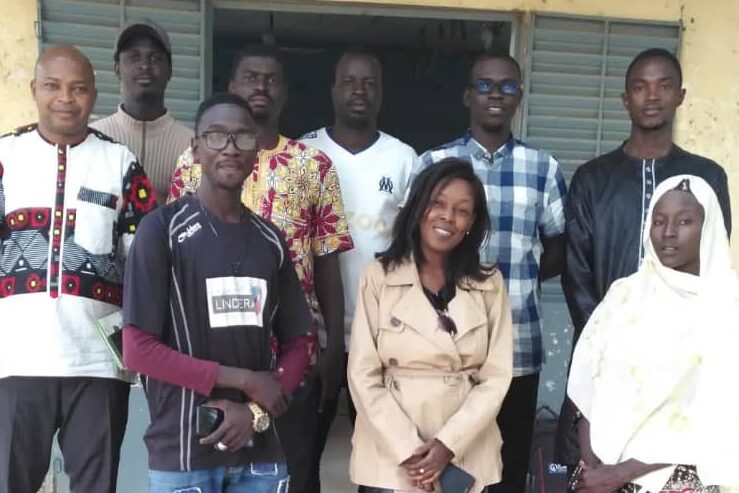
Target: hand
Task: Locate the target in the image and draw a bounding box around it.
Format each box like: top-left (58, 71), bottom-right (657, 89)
top-left (313, 346), bottom-right (343, 413)
top-left (403, 439), bottom-right (454, 488)
top-left (198, 399), bottom-right (254, 452)
top-left (401, 455), bottom-right (435, 492)
top-left (242, 370), bottom-right (290, 417)
top-left (575, 462), bottom-right (627, 493)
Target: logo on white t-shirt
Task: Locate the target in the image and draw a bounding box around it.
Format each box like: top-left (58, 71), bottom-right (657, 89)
top-left (378, 176), bottom-right (394, 194)
top-left (206, 276), bottom-right (267, 328)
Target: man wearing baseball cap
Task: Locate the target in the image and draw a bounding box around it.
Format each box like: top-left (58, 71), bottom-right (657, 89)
top-left (92, 18), bottom-right (192, 205)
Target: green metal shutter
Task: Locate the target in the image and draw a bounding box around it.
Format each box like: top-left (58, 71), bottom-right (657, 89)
top-left (38, 0), bottom-right (206, 127)
top-left (521, 14), bottom-right (681, 180)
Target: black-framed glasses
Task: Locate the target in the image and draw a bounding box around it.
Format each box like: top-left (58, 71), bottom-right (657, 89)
top-left (199, 131), bottom-right (257, 151)
top-left (437, 310), bottom-right (458, 335)
top-left (470, 78), bottom-right (520, 95)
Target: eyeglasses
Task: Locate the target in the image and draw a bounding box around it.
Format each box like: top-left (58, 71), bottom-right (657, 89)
top-left (470, 78), bottom-right (520, 95)
top-left (199, 131), bottom-right (257, 151)
top-left (437, 310), bottom-right (458, 335)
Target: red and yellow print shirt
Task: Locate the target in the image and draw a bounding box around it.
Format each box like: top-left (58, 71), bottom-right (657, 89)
top-left (169, 136), bottom-right (354, 340)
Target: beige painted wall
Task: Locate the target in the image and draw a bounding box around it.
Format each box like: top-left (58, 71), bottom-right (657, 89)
top-left (0, 0), bottom-right (37, 131)
top-left (3, 0), bottom-right (738, 258)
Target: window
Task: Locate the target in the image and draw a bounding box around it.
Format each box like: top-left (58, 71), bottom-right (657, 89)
top-left (38, 0), bottom-right (207, 126)
top-left (521, 14), bottom-right (681, 180)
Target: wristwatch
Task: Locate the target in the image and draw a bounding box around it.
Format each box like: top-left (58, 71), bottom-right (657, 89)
top-left (248, 402), bottom-right (270, 433)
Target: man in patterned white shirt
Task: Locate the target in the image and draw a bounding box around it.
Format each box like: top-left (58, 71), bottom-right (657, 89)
top-left (0, 45), bottom-right (156, 493)
top-left (415, 52), bottom-right (567, 493)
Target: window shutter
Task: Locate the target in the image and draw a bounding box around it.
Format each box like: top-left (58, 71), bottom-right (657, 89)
top-left (39, 0), bottom-right (205, 127)
top-left (521, 14), bottom-right (680, 180)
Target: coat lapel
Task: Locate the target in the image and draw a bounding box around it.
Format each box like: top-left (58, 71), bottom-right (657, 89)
top-left (447, 288), bottom-right (488, 340)
top-left (383, 260), bottom-right (496, 363)
top-left (390, 283), bottom-right (462, 360)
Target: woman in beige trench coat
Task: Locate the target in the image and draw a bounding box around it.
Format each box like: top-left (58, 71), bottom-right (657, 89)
top-left (348, 158), bottom-right (513, 493)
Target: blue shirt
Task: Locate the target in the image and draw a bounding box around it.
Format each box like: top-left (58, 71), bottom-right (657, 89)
top-left (417, 133), bottom-right (567, 375)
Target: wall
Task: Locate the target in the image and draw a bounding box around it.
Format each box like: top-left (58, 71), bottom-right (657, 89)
top-left (0, 0), bottom-right (37, 131)
top-left (673, 0), bottom-right (739, 247)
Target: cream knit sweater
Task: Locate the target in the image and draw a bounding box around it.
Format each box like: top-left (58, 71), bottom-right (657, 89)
top-left (91, 105), bottom-right (192, 205)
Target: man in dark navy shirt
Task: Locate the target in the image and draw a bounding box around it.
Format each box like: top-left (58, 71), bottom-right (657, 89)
top-left (122, 92), bottom-right (312, 492)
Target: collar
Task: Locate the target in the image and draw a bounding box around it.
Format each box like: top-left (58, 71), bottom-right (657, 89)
top-left (259, 135), bottom-right (288, 156)
top-left (383, 255), bottom-right (497, 292)
top-left (384, 257), bottom-right (422, 286)
top-left (114, 104), bottom-right (176, 137)
top-left (326, 126), bottom-right (381, 155)
top-left (463, 130), bottom-right (516, 163)
top-left (34, 123), bottom-right (90, 148)
top-left (382, 258), bottom-right (496, 355)
top-left (619, 141), bottom-right (683, 163)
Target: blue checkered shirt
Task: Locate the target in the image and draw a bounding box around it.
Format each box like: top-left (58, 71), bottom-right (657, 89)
top-left (417, 133), bottom-right (567, 376)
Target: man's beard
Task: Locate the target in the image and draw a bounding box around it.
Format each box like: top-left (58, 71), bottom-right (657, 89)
top-left (479, 120), bottom-right (508, 134)
top-left (213, 178), bottom-right (247, 193)
top-left (251, 109), bottom-right (271, 124)
top-left (133, 87), bottom-right (163, 103)
top-left (635, 118), bottom-right (669, 132)
top-left (341, 113), bottom-right (372, 131)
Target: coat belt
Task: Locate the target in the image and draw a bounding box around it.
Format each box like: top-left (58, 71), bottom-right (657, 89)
top-left (384, 366), bottom-right (479, 382)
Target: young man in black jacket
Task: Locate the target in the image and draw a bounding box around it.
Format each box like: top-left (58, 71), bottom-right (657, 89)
top-left (556, 48), bottom-right (731, 473)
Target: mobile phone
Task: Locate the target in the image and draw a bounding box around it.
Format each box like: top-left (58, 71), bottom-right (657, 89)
top-left (196, 405), bottom-right (224, 438)
top-left (108, 330), bottom-right (123, 355)
top-left (439, 463), bottom-right (475, 493)
top-left (567, 463), bottom-right (584, 492)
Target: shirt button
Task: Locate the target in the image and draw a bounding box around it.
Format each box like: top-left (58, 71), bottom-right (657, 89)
top-left (645, 167), bottom-right (651, 172)
top-left (388, 358), bottom-right (398, 366)
top-left (646, 193), bottom-right (652, 199)
top-left (646, 179), bottom-right (652, 185)
top-left (390, 317), bottom-right (401, 327)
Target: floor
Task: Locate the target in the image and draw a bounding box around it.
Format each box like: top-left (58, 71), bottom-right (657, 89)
top-left (319, 393), bottom-right (354, 492)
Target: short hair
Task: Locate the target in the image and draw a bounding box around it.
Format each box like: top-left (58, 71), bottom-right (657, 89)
top-left (194, 92), bottom-right (253, 133)
top-left (625, 48), bottom-right (682, 88)
top-left (333, 46), bottom-right (381, 81)
top-left (377, 158), bottom-right (494, 284)
top-left (469, 51), bottom-right (522, 82)
top-left (229, 44), bottom-right (285, 82)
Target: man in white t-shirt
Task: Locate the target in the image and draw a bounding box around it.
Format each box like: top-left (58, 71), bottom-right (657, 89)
top-left (301, 45), bottom-right (417, 486)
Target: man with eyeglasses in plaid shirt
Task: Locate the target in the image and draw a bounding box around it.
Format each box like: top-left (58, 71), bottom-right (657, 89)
top-left (414, 51), bottom-right (567, 493)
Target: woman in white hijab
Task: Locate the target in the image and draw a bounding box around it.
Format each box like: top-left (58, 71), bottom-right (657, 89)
top-left (567, 174), bottom-right (739, 493)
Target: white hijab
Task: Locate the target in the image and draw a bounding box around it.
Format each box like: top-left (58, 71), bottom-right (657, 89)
top-left (567, 174), bottom-right (739, 491)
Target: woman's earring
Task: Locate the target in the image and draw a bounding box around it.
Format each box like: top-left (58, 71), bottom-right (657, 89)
top-left (465, 230), bottom-right (470, 236)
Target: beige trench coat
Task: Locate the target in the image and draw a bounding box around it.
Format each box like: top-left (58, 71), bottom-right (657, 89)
top-left (348, 259), bottom-right (513, 493)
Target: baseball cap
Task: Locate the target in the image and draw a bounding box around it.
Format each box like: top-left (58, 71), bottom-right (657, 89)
top-left (114, 18), bottom-right (172, 60)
